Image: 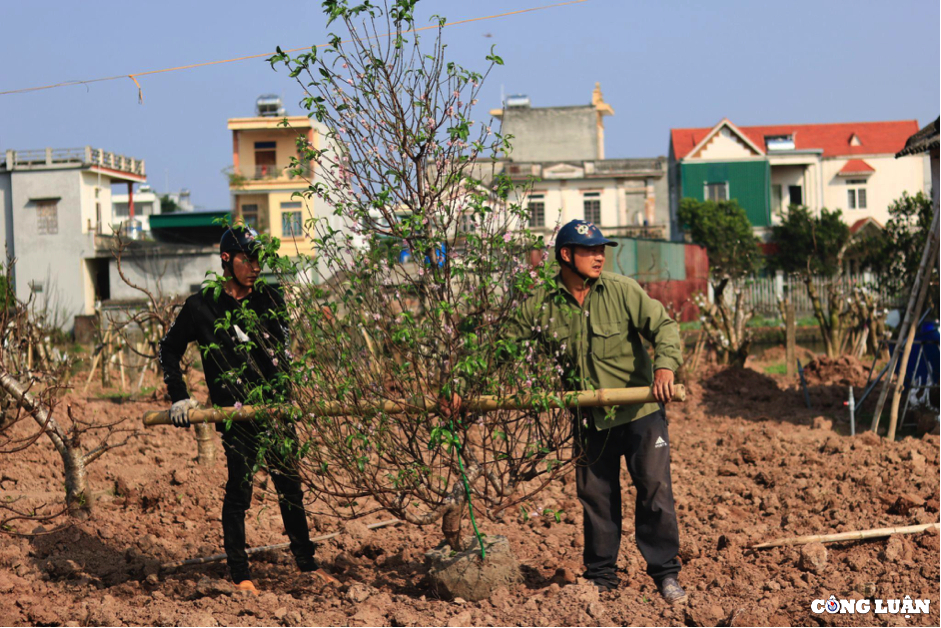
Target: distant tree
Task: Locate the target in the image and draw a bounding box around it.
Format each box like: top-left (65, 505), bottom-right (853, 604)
top-left (159, 194), bottom-right (180, 214)
top-left (862, 192), bottom-right (935, 300)
top-left (769, 205), bottom-right (849, 276)
top-left (769, 205), bottom-right (883, 358)
top-left (678, 198), bottom-right (762, 367)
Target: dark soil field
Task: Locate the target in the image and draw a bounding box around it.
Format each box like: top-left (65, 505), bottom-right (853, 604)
top-left (1, 351), bottom-right (938, 627)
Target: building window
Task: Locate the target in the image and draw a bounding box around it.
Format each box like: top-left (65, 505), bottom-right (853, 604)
top-left (241, 203), bottom-right (259, 229)
top-left (36, 200), bottom-right (58, 235)
top-left (459, 214), bottom-right (476, 233)
top-left (281, 202), bottom-right (303, 237)
top-left (254, 141), bottom-right (277, 178)
top-left (788, 185), bottom-right (803, 207)
top-left (765, 135), bottom-right (795, 151)
top-left (705, 182), bottom-right (728, 202)
top-left (846, 179), bottom-right (867, 210)
top-left (583, 192), bottom-right (601, 224)
top-left (528, 195), bottom-right (545, 228)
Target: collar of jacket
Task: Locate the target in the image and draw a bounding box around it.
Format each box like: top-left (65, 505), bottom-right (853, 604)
top-left (552, 272), bottom-right (606, 301)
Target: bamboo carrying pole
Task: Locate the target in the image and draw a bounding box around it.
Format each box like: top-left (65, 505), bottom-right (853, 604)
top-left (751, 522), bottom-right (939, 549)
top-left (142, 385), bottom-right (687, 427)
top-left (160, 518), bottom-right (402, 569)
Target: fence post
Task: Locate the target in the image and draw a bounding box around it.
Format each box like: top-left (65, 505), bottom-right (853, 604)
top-left (786, 300), bottom-right (797, 378)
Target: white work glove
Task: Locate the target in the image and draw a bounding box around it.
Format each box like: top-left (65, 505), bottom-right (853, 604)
top-left (169, 398), bottom-right (199, 428)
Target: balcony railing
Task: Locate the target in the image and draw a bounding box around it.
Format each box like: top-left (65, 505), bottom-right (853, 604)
top-left (2, 146), bottom-right (145, 176)
top-left (528, 224), bottom-right (667, 240)
top-left (603, 225), bottom-right (667, 240)
top-left (243, 164), bottom-right (312, 181)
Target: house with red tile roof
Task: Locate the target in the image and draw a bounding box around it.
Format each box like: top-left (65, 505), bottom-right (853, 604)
top-left (668, 118), bottom-right (930, 237)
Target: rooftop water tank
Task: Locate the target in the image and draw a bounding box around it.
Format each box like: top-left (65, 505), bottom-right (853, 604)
top-left (256, 94), bottom-right (285, 117)
top-left (505, 94), bottom-right (531, 108)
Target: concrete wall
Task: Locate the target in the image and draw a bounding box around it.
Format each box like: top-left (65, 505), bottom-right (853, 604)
top-left (10, 168), bottom-right (96, 322)
top-left (236, 128), bottom-right (306, 177)
top-left (931, 149), bottom-right (939, 212)
top-left (514, 173), bottom-right (670, 238)
top-left (80, 171), bottom-right (114, 233)
top-left (696, 128), bottom-right (757, 159)
top-left (821, 153), bottom-right (927, 225)
top-left (0, 172), bottom-right (12, 259)
top-left (501, 106), bottom-right (598, 162)
top-left (109, 246), bottom-right (219, 301)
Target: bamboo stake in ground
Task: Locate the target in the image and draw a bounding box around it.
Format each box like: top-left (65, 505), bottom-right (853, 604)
top-left (82, 329), bottom-right (109, 394)
top-left (871, 203), bottom-right (939, 433)
top-left (751, 522), bottom-right (939, 549)
top-left (887, 236), bottom-right (938, 440)
top-left (117, 345), bottom-right (128, 391)
top-left (141, 385), bottom-right (687, 427)
top-left (161, 518), bottom-right (402, 569)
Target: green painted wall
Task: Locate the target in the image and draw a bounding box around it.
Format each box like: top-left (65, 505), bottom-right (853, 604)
top-left (680, 161), bottom-right (771, 227)
top-left (604, 237), bottom-right (687, 281)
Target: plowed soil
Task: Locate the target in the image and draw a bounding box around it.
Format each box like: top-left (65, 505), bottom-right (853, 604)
top-left (1, 358), bottom-right (938, 627)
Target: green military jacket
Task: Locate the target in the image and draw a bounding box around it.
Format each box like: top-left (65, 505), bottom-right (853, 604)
top-left (507, 271), bottom-right (683, 430)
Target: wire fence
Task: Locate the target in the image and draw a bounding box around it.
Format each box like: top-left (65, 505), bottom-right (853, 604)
top-left (727, 273), bottom-right (905, 316)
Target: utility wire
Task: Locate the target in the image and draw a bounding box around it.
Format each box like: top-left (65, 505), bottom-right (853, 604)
top-left (0, 1), bottom-right (588, 101)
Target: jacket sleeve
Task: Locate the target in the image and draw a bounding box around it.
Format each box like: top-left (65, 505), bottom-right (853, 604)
top-left (266, 285), bottom-right (290, 347)
top-left (624, 280), bottom-right (683, 373)
top-left (504, 294), bottom-right (538, 344)
top-left (159, 298), bottom-right (197, 402)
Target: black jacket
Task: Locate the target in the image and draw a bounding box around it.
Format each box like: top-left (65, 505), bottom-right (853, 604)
top-left (159, 284), bottom-right (289, 410)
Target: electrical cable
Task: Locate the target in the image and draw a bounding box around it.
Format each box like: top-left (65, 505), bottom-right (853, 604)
top-left (0, 1), bottom-right (588, 100)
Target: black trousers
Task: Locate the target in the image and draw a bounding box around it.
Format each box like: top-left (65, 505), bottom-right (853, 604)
top-left (574, 408), bottom-right (681, 585)
top-left (220, 424), bottom-right (317, 582)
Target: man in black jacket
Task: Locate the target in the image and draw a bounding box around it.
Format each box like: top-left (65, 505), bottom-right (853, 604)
top-left (159, 226), bottom-right (325, 593)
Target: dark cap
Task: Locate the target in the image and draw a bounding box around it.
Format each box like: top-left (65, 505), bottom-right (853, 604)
top-left (220, 225), bottom-right (262, 256)
top-left (555, 220), bottom-right (617, 250)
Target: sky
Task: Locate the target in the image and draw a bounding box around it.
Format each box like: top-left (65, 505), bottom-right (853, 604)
top-left (0, 0), bottom-right (937, 209)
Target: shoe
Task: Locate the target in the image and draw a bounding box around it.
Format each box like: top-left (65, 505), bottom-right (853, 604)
top-left (658, 576), bottom-right (687, 605)
top-left (587, 577), bottom-right (619, 593)
top-left (306, 568), bottom-right (340, 586)
top-left (235, 580), bottom-right (259, 596)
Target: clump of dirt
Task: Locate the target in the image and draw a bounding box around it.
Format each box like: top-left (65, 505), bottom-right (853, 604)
top-left (425, 535), bottom-right (521, 602)
top-left (703, 366), bottom-right (779, 401)
top-left (802, 355), bottom-right (868, 386)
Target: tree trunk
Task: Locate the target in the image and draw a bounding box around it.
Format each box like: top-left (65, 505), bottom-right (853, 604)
top-left (193, 423), bottom-right (216, 465)
top-left (62, 447), bottom-right (91, 519)
top-left (804, 276), bottom-right (835, 357)
top-left (442, 505), bottom-right (464, 551)
top-left (728, 340), bottom-right (751, 368)
top-left (0, 370), bottom-right (91, 519)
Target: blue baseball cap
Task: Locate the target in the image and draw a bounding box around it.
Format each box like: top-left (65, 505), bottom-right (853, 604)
top-left (555, 220), bottom-right (618, 250)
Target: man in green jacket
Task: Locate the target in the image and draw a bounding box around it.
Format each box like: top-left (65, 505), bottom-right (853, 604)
top-left (508, 219), bottom-right (686, 603)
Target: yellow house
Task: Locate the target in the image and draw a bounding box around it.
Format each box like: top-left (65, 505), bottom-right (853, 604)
top-left (227, 98), bottom-right (326, 259)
